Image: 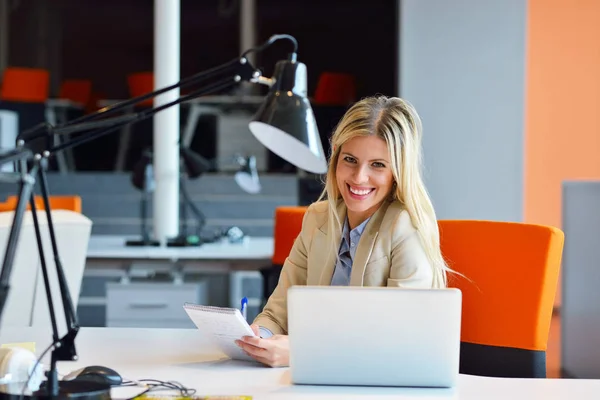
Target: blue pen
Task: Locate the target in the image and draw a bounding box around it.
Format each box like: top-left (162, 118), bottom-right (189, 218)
top-left (241, 297), bottom-right (248, 321)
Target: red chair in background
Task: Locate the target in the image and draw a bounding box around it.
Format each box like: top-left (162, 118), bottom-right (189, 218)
top-left (127, 72), bottom-right (154, 106)
top-left (0, 67), bottom-right (49, 103)
top-left (261, 206), bottom-right (308, 305)
top-left (313, 72), bottom-right (356, 106)
top-left (59, 79), bottom-right (92, 106)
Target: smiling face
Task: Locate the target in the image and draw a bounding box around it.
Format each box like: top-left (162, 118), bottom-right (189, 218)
top-left (335, 135), bottom-right (395, 229)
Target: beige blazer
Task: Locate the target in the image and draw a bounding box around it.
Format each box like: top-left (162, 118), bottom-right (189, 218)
top-left (253, 199), bottom-right (434, 335)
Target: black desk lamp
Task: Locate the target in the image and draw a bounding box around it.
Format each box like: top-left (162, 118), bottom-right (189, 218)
top-left (0, 33), bottom-right (326, 400)
top-left (127, 146), bottom-right (211, 247)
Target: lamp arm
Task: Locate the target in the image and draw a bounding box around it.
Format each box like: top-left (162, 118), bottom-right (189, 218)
top-left (37, 158), bottom-right (79, 333)
top-left (17, 57), bottom-right (242, 142)
top-left (49, 59), bottom-right (255, 154)
top-left (18, 32), bottom-right (298, 145)
top-left (26, 162), bottom-right (67, 397)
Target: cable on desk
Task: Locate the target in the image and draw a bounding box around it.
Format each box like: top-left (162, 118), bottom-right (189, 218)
top-left (119, 378), bottom-right (197, 399)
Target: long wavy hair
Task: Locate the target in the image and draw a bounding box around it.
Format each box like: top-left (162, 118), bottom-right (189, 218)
top-left (318, 95), bottom-right (451, 288)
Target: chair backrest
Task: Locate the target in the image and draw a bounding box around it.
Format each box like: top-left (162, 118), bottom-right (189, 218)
top-left (313, 72), bottom-right (356, 106)
top-left (0, 196), bottom-right (82, 214)
top-left (0, 67), bottom-right (49, 103)
top-left (260, 206), bottom-right (308, 304)
top-left (0, 210), bottom-right (92, 330)
top-left (127, 72), bottom-right (154, 106)
top-left (59, 79), bottom-right (92, 105)
top-left (439, 219), bottom-right (564, 378)
top-left (272, 206), bottom-right (308, 265)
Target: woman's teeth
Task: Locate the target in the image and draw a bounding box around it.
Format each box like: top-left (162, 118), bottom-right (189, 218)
top-left (349, 187), bottom-right (373, 196)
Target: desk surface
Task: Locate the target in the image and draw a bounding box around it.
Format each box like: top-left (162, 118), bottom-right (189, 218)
top-left (0, 327), bottom-right (598, 400)
top-left (87, 235), bottom-right (274, 261)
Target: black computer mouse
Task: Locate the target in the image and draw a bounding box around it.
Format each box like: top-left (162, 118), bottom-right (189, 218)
top-left (67, 365), bottom-right (123, 386)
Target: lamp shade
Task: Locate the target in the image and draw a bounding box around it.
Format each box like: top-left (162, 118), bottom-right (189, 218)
top-left (234, 155), bottom-right (261, 194)
top-left (180, 146), bottom-right (212, 179)
top-left (249, 59), bottom-right (328, 174)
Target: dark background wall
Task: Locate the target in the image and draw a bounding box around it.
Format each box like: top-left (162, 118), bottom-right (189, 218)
top-left (8, 0), bottom-right (397, 100)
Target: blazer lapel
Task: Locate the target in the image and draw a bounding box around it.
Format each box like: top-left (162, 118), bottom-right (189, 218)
top-left (349, 231), bottom-right (378, 286)
top-left (349, 201), bottom-right (390, 286)
top-left (317, 200), bottom-right (345, 285)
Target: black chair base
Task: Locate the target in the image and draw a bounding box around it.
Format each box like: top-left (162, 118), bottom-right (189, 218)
top-left (260, 264), bottom-right (282, 306)
top-left (460, 341), bottom-right (546, 378)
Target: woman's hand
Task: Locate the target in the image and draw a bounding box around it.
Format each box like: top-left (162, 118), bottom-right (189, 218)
top-left (235, 324), bottom-right (290, 367)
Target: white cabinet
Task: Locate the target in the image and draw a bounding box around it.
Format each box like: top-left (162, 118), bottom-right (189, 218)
top-left (106, 282), bottom-right (207, 328)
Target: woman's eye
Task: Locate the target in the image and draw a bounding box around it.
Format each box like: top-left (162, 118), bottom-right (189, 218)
top-left (372, 162), bottom-right (385, 168)
top-left (344, 156), bottom-right (356, 163)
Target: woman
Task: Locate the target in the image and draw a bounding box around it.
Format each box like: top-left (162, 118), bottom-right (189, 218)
top-left (235, 95), bottom-right (451, 367)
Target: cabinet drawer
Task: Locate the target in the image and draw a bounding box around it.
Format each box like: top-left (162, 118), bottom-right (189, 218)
top-left (107, 318), bottom-right (196, 329)
top-left (106, 282), bottom-right (200, 322)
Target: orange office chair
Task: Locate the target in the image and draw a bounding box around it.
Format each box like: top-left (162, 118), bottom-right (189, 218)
top-left (0, 67), bottom-right (50, 103)
top-left (313, 72), bottom-right (356, 106)
top-left (439, 220), bottom-right (564, 378)
top-left (0, 196), bottom-right (82, 214)
top-left (261, 206), bottom-right (308, 304)
top-left (127, 72), bottom-right (154, 107)
top-left (59, 79), bottom-right (92, 106)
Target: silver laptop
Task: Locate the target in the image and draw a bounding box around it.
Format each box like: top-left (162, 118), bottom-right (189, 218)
top-left (287, 286), bottom-right (462, 387)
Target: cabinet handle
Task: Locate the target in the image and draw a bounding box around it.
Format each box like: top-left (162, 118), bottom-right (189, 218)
top-left (128, 303), bottom-right (169, 309)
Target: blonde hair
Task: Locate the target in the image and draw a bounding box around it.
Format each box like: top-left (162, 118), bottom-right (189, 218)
top-left (318, 95), bottom-right (451, 288)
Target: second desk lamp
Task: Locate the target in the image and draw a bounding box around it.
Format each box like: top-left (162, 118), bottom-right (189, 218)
top-left (127, 146), bottom-right (260, 246)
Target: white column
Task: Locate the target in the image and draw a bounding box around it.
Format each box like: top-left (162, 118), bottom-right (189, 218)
top-left (153, 0), bottom-right (180, 245)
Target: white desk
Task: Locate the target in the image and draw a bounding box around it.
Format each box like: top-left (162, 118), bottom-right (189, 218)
top-left (83, 235), bottom-right (274, 324)
top-left (0, 327), bottom-right (598, 400)
top-left (86, 235), bottom-right (274, 273)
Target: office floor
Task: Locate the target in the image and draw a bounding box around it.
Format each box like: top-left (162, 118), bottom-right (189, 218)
top-left (547, 311), bottom-right (561, 378)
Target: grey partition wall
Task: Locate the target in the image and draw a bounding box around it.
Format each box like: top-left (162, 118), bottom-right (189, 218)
top-left (562, 181), bottom-right (600, 378)
top-left (398, 0), bottom-right (527, 221)
top-left (0, 172), bottom-right (299, 237)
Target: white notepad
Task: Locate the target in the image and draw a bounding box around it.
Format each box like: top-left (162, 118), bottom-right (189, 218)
top-left (183, 302), bottom-right (257, 362)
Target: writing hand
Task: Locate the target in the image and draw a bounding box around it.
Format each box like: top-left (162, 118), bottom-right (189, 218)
top-left (236, 324), bottom-right (289, 367)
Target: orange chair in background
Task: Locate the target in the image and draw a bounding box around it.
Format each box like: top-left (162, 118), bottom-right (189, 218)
top-left (0, 196), bottom-right (82, 214)
top-left (439, 220), bottom-right (564, 378)
top-left (261, 206), bottom-right (308, 305)
top-left (0, 67), bottom-right (50, 103)
top-left (59, 79), bottom-right (92, 106)
top-left (85, 91), bottom-right (106, 114)
top-left (313, 72), bottom-right (356, 106)
top-left (127, 72), bottom-right (154, 106)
